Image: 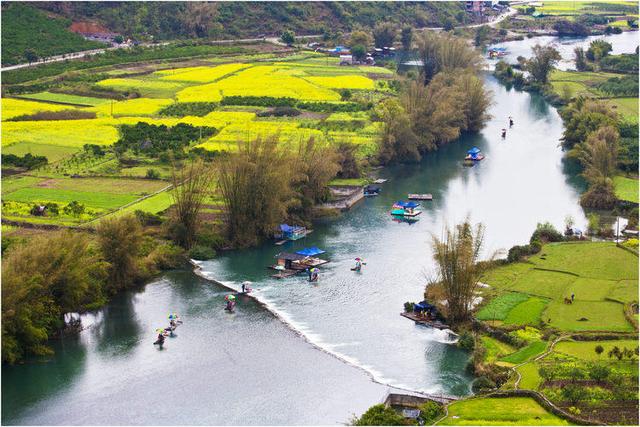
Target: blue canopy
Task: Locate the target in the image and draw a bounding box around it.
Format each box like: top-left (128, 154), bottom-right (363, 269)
top-left (467, 147), bottom-right (481, 155)
top-left (280, 224), bottom-right (294, 232)
top-left (395, 200), bottom-right (420, 209)
top-left (296, 246), bottom-right (326, 256)
top-left (414, 301), bottom-right (436, 312)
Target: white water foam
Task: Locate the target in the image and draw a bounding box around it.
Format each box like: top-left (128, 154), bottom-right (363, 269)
top-left (192, 261), bottom-right (457, 399)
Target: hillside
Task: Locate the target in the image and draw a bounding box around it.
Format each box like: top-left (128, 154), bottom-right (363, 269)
top-left (1, 3), bottom-right (105, 66)
top-left (32, 1), bottom-right (469, 40)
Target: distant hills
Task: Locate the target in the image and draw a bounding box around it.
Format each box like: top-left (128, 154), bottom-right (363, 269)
top-left (2, 1), bottom-right (469, 66)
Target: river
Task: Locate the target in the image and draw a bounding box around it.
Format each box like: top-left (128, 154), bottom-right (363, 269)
top-left (3, 33), bottom-right (635, 425)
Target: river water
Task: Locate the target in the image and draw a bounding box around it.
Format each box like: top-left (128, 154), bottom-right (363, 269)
top-left (3, 33), bottom-right (635, 426)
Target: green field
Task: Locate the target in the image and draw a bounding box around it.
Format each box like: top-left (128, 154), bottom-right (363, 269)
top-left (16, 92), bottom-right (112, 107)
top-left (607, 97), bottom-right (639, 123)
top-left (517, 1), bottom-right (638, 16)
top-left (479, 242), bottom-right (638, 332)
top-left (438, 397), bottom-right (570, 425)
top-left (613, 175), bottom-right (639, 203)
top-left (482, 336), bottom-right (517, 363)
top-left (500, 340), bottom-right (548, 364)
top-left (554, 339), bottom-right (639, 361)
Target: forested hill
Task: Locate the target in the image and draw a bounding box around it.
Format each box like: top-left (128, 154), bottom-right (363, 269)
top-left (22, 1), bottom-right (468, 41)
top-left (1, 3), bottom-right (105, 66)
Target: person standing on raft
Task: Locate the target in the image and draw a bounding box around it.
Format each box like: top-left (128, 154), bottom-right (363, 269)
top-left (501, 128), bottom-right (507, 138)
top-left (509, 116), bottom-right (514, 127)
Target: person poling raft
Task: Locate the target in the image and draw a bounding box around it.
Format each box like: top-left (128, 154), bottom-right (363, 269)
top-left (351, 257), bottom-right (366, 271)
top-left (154, 328), bottom-right (168, 347)
top-left (501, 128), bottom-right (507, 138)
top-left (307, 267), bottom-right (319, 282)
top-left (241, 281), bottom-right (253, 294)
top-left (224, 294), bottom-right (236, 312)
top-left (509, 116), bottom-right (514, 127)
top-left (164, 313), bottom-right (183, 335)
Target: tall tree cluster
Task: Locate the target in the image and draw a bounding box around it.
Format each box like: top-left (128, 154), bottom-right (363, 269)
top-left (427, 221), bottom-right (493, 324)
top-left (218, 136), bottom-right (340, 248)
top-left (377, 32), bottom-right (491, 164)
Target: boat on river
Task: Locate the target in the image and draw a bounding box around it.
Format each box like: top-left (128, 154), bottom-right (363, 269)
top-left (270, 250), bottom-right (329, 279)
top-left (390, 201), bottom-right (422, 218)
top-left (408, 193), bottom-right (432, 201)
top-left (364, 184), bottom-right (382, 197)
top-left (464, 146), bottom-right (484, 165)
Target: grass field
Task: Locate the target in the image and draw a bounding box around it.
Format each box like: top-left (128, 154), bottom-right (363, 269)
top-left (613, 175), bottom-right (639, 203)
top-left (554, 339), bottom-right (639, 361)
top-left (482, 336), bottom-right (516, 363)
top-left (438, 397), bottom-right (570, 425)
top-left (517, 1), bottom-right (637, 16)
top-left (480, 242), bottom-right (638, 333)
top-left (607, 97), bottom-right (639, 124)
top-left (516, 362), bottom-right (543, 390)
top-left (500, 340), bottom-right (547, 364)
top-left (15, 92), bottom-right (112, 106)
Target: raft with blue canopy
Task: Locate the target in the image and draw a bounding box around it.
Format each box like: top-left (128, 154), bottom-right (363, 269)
top-left (296, 246), bottom-right (326, 256)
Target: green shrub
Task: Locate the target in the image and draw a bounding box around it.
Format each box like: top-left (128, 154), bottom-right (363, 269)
top-left (472, 375), bottom-right (496, 392)
top-left (145, 168), bottom-right (161, 179)
top-left (256, 106), bottom-right (301, 117)
top-left (134, 210), bottom-right (163, 226)
top-left (221, 96), bottom-right (296, 107)
top-left (404, 301), bottom-right (415, 312)
top-left (159, 102), bottom-right (218, 117)
top-left (458, 331), bottom-right (475, 351)
top-left (352, 404), bottom-right (407, 426)
top-left (189, 245), bottom-right (216, 260)
top-left (2, 153), bottom-right (48, 170)
top-left (530, 222), bottom-right (563, 244)
top-left (418, 400), bottom-right (443, 424)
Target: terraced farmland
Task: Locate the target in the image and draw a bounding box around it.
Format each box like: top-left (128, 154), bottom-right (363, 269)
top-left (1, 52), bottom-right (393, 226)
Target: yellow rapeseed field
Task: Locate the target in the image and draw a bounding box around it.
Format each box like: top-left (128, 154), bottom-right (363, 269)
top-left (2, 98), bottom-right (72, 120)
top-left (183, 65), bottom-right (342, 101)
top-left (306, 75), bottom-right (375, 90)
top-left (2, 118), bottom-right (121, 148)
top-left (158, 63), bottom-right (250, 83)
top-left (95, 78), bottom-right (185, 97)
top-left (89, 98), bottom-right (174, 117)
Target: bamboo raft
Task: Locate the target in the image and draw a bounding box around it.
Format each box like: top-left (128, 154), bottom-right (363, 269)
top-left (373, 178), bottom-right (388, 184)
top-left (400, 312), bottom-right (450, 330)
top-left (408, 194), bottom-right (433, 201)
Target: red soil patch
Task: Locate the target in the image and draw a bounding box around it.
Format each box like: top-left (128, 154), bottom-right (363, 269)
top-left (70, 21), bottom-right (113, 36)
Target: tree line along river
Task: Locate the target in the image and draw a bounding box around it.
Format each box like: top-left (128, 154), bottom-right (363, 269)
top-left (2, 32), bottom-right (637, 425)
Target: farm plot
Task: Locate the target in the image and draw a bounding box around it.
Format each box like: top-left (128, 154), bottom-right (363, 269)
top-left (178, 65), bottom-right (342, 102)
top-left (479, 242), bottom-right (638, 333)
top-left (2, 98), bottom-right (71, 120)
top-left (89, 98), bottom-right (174, 117)
top-left (157, 63), bottom-right (249, 83)
top-left (15, 92), bottom-right (111, 106)
top-left (437, 397), bottom-right (570, 426)
top-left (95, 77), bottom-right (186, 98)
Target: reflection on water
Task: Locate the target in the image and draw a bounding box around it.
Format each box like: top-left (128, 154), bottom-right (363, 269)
top-left (488, 31), bottom-right (639, 71)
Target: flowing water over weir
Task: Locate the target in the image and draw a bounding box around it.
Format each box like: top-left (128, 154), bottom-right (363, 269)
top-left (3, 33), bottom-right (637, 425)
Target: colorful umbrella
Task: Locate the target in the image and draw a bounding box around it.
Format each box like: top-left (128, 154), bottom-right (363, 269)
top-left (355, 257), bottom-right (361, 261)
top-left (311, 268), bottom-right (319, 273)
top-left (225, 294), bottom-right (236, 301)
top-left (156, 328), bottom-right (165, 333)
